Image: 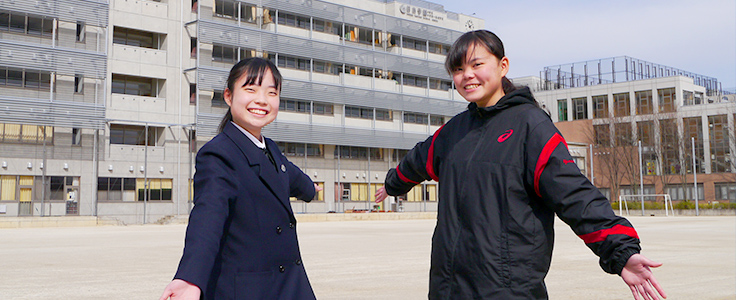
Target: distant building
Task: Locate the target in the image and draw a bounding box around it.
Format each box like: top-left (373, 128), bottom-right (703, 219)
top-left (523, 56), bottom-right (735, 205)
top-left (0, 0), bottom-right (483, 223)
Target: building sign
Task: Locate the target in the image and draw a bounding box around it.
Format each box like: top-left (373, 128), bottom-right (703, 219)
top-left (399, 4), bottom-right (444, 23)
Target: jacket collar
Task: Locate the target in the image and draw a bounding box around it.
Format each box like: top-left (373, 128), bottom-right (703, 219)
top-left (468, 87), bottom-right (538, 118)
top-left (222, 122), bottom-right (293, 216)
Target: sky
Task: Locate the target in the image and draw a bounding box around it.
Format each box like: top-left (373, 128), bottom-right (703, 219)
top-left (426, 0), bottom-right (736, 92)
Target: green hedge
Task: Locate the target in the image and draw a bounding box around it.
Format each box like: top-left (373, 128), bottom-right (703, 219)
top-left (612, 201), bottom-right (736, 210)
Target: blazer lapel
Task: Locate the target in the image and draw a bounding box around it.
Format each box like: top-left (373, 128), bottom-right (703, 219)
top-left (223, 123), bottom-right (291, 214)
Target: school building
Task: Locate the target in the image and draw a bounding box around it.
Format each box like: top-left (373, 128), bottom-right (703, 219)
top-left (519, 56), bottom-right (735, 206)
top-left (0, 0), bottom-right (483, 223)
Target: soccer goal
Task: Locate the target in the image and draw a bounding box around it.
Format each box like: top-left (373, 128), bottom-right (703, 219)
top-left (618, 194), bottom-right (675, 217)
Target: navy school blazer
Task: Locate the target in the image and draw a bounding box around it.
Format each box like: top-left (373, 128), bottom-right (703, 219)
top-left (174, 122), bottom-right (317, 300)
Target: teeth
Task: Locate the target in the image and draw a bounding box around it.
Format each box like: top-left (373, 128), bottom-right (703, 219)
top-left (465, 84), bottom-right (479, 89)
top-left (248, 109), bottom-right (267, 115)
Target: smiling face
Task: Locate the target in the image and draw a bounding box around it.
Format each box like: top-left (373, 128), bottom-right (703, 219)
top-left (224, 69), bottom-right (279, 139)
top-left (451, 43), bottom-right (509, 108)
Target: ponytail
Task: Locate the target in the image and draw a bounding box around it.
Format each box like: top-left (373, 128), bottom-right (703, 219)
top-left (501, 76), bottom-right (517, 94)
top-left (217, 108), bottom-right (232, 133)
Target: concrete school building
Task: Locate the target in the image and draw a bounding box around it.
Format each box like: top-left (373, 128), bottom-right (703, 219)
top-left (0, 0), bottom-right (483, 223)
top-left (519, 56), bottom-right (735, 205)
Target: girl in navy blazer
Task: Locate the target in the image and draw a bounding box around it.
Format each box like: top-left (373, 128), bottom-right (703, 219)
top-left (160, 58), bottom-right (321, 300)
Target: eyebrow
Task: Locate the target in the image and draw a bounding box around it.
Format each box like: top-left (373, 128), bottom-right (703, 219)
top-left (239, 82), bottom-right (278, 89)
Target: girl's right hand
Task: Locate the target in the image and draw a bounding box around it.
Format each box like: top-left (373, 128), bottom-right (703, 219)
top-left (159, 279), bottom-right (201, 300)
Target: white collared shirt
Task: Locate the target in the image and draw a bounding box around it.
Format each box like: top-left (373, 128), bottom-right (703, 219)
top-left (230, 121), bottom-right (266, 149)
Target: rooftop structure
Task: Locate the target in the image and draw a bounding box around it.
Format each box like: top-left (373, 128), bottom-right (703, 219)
top-left (539, 56), bottom-right (723, 96)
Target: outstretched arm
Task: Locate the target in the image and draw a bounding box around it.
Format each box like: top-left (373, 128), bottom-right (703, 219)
top-left (621, 254), bottom-right (666, 300)
top-left (159, 279), bottom-right (201, 300)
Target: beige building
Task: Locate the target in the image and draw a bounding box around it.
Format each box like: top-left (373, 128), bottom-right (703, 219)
top-left (0, 0), bottom-right (483, 223)
top-left (525, 57), bottom-right (735, 205)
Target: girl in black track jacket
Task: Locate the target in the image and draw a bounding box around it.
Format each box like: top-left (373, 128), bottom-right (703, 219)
top-left (375, 30), bottom-right (667, 300)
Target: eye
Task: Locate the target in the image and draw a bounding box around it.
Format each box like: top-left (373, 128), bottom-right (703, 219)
top-left (452, 67), bottom-right (463, 73)
top-left (473, 62), bottom-right (482, 67)
top-left (269, 91), bottom-right (278, 96)
top-left (244, 87), bottom-right (255, 92)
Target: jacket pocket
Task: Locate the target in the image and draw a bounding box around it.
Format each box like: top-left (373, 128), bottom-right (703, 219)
top-left (234, 270), bottom-right (275, 300)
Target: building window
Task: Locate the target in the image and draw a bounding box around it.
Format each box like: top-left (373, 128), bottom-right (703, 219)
top-left (428, 42), bottom-right (450, 55)
top-left (137, 178), bottom-right (173, 201)
top-left (109, 124), bottom-right (160, 146)
top-left (572, 97), bottom-right (587, 120)
top-left (404, 112), bottom-right (428, 125)
top-left (637, 121), bottom-right (654, 147)
top-left (334, 146), bottom-right (382, 160)
top-left (312, 19), bottom-right (339, 35)
top-left (313, 102), bottom-right (333, 115)
top-left (683, 117), bottom-right (703, 173)
top-left (0, 123), bottom-right (53, 144)
top-left (557, 99), bottom-right (568, 121)
top-left (375, 109), bottom-right (392, 121)
top-left (313, 60), bottom-right (340, 75)
top-left (76, 21), bottom-right (85, 42)
top-left (635, 90), bottom-right (653, 114)
top-left (277, 142), bottom-right (323, 157)
top-left (400, 36), bottom-right (427, 51)
top-left (618, 185), bottom-right (655, 197)
top-left (714, 182), bottom-right (736, 202)
top-left (0, 11), bottom-right (53, 37)
top-left (277, 11), bottom-right (310, 29)
top-left (659, 119), bottom-right (679, 174)
top-left (74, 74), bottom-right (84, 94)
top-left (614, 123), bottom-right (632, 147)
top-left (72, 128), bottom-right (81, 145)
top-left (594, 124), bottom-right (610, 146)
top-left (657, 88), bottom-right (676, 113)
top-left (682, 90), bottom-right (695, 106)
top-left (112, 27), bottom-right (162, 49)
top-left (430, 116), bottom-right (444, 126)
top-left (211, 90), bottom-right (227, 108)
top-left (665, 184), bottom-right (703, 201)
top-left (97, 177), bottom-right (136, 202)
top-left (402, 74), bottom-right (428, 88)
top-left (592, 95), bottom-right (608, 119)
top-left (429, 78), bottom-right (452, 91)
top-left (0, 67), bottom-right (51, 89)
top-left (111, 74), bottom-right (155, 96)
top-left (709, 115), bottom-right (730, 173)
top-left (345, 106), bottom-right (373, 119)
top-left (613, 92), bottom-right (630, 117)
top-left (214, 0), bottom-right (237, 19)
top-left (280, 98), bottom-right (310, 113)
top-left (48, 176), bottom-right (79, 200)
top-left (270, 54), bottom-right (309, 71)
top-left (392, 149), bottom-right (409, 162)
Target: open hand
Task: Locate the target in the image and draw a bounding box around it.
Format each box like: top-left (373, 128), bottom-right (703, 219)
top-left (621, 254), bottom-right (666, 300)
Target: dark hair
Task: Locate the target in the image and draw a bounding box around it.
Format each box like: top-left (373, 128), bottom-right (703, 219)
top-left (217, 57), bottom-right (283, 133)
top-left (444, 30), bottom-right (517, 94)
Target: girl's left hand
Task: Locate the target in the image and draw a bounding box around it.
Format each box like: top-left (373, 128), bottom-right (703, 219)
top-left (314, 183), bottom-right (323, 192)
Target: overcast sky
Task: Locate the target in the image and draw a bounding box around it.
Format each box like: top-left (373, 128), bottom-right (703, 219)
top-left (427, 0), bottom-right (736, 91)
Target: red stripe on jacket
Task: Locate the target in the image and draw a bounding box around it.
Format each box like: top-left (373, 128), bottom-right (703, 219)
top-left (426, 124), bottom-right (445, 182)
top-left (396, 167), bottom-right (419, 184)
top-left (533, 133), bottom-right (568, 197)
top-left (578, 224), bottom-right (640, 244)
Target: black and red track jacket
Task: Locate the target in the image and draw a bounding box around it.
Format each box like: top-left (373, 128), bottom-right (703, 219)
top-left (385, 87), bottom-right (641, 299)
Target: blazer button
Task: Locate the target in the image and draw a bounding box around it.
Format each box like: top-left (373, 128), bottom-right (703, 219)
top-left (295, 259), bottom-right (302, 265)
top-left (279, 265), bottom-right (285, 273)
top-left (276, 226), bottom-right (282, 234)
top-left (289, 222), bottom-right (295, 229)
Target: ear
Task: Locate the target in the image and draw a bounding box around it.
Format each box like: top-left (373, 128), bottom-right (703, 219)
top-left (499, 56), bottom-right (510, 77)
top-left (223, 88), bottom-right (233, 107)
